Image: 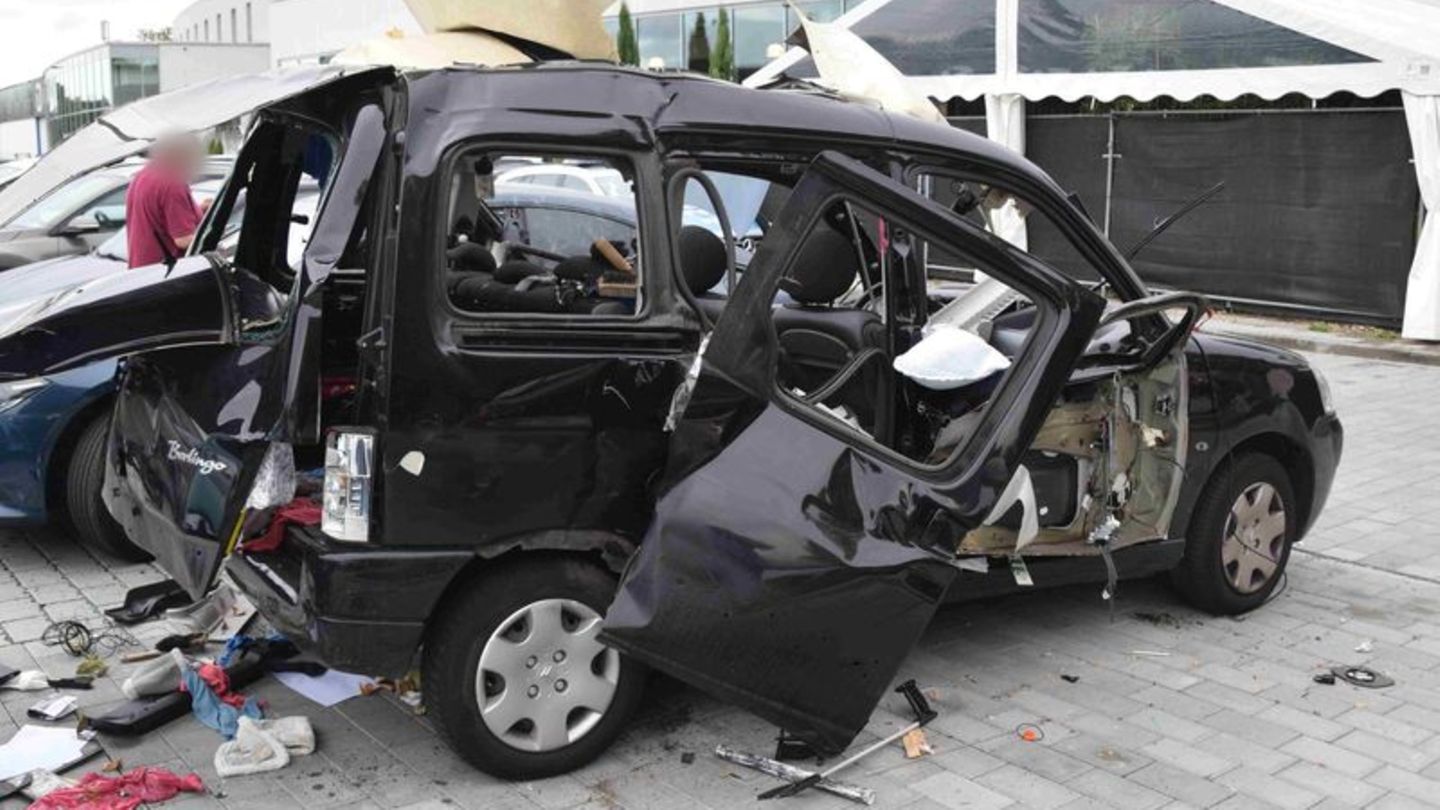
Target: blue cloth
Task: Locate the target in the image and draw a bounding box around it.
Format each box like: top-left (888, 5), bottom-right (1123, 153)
top-left (216, 632), bottom-right (288, 668)
top-left (180, 666), bottom-right (262, 739)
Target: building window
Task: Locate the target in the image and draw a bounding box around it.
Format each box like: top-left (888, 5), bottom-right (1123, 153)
top-left (733, 4), bottom-right (787, 78)
top-left (204, 19), bottom-right (210, 41)
top-left (216, 14), bottom-right (223, 42)
top-left (636, 13), bottom-right (683, 69)
top-left (246, 3), bottom-right (253, 42)
top-left (231, 9), bottom-right (238, 42)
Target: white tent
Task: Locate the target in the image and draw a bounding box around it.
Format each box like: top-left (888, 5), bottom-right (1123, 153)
top-left (749, 0), bottom-right (1440, 339)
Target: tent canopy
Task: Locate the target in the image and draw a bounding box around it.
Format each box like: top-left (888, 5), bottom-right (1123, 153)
top-left (748, 0), bottom-right (1440, 102)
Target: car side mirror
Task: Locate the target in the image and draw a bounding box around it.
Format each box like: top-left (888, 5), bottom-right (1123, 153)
top-left (55, 217), bottom-right (101, 237)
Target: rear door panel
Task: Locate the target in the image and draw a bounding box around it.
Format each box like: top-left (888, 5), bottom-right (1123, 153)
top-left (600, 152), bottom-right (1105, 754)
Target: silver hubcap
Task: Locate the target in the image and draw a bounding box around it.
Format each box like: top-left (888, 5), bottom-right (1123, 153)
top-left (1221, 482), bottom-right (1287, 594)
top-left (476, 598), bottom-right (620, 752)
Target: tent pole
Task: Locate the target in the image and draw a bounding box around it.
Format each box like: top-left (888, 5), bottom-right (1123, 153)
top-left (1103, 114), bottom-right (1118, 237)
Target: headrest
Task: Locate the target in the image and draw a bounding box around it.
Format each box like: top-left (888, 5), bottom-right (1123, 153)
top-left (447, 241), bottom-right (497, 274)
top-left (779, 226), bottom-right (858, 305)
top-left (677, 225), bottom-right (726, 295)
top-left (495, 259), bottom-right (546, 285)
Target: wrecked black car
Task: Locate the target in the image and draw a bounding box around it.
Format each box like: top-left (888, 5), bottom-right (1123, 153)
top-left (0, 63), bottom-right (1341, 779)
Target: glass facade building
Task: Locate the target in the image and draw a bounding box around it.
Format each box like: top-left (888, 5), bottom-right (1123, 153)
top-left (609, 0), bottom-right (857, 79)
top-left (42, 44), bottom-right (161, 146)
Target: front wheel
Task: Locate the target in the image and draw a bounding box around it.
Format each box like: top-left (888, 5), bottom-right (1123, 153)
top-left (66, 413), bottom-right (150, 562)
top-left (1174, 453), bottom-right (1295, 615)
top-left (423, 556), bottom-right (646, 779)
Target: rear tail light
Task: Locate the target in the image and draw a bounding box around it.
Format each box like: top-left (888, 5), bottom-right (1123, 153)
top-left (322, 429), bottom-right (374, 543)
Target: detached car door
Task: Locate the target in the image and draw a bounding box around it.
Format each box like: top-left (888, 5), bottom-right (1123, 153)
top-left (599, 152), bottom-right (1106, 755)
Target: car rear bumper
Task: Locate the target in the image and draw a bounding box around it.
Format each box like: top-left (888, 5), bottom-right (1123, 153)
top-left (224, 525), bottom-right (473, 676)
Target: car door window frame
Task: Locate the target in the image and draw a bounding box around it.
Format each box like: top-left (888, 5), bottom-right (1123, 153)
top-left (711, 150), bottom-right (1105, 485)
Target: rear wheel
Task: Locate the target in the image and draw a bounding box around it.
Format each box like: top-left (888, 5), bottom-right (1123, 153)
top-left (424, 556), bottom-right (646, 779)
top-left (66, 413), bottom-right (150, 562)
top-left (1174, 453), bottom-right (1294, 615)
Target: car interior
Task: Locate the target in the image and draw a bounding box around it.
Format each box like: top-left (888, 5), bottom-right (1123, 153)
top-left (444, 151), bottom-right (643, 317)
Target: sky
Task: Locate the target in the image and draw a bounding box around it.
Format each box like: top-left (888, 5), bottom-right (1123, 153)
top-left (0, 0), bottom-right (193, 87)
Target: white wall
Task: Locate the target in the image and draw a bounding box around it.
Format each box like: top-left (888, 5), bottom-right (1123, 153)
top-left (174, 0), bottom-right (272, 44)
top-left (0, 119), bottom-right (44, 160)
top-left (157, 44), bottom-right (273, 91)
top-left (269, 0), bottom-right (423, 66)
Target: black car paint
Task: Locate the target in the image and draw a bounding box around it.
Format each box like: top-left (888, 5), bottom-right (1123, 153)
top-left (0, 65), bottom-right (1341, 755)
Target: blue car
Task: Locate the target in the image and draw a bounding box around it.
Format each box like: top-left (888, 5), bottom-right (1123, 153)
top-left (0, 231), bottom-right (139, 556)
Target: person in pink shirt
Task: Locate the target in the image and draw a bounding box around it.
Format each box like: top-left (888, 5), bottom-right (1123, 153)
top-left (125, 132), bottom-right (210, 269)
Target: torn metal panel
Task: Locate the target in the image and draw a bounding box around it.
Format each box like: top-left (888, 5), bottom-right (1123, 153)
top-left (0, 256), bottom-right (233, 380)
top-left (602, 151), bottom-right (1105, 755)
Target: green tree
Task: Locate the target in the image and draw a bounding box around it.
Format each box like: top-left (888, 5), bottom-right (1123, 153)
top-left (710, 10), bottom-right (734, 81)
top-left (688, 12), bottom-right (711, 74)
top-left (617, 2), bottom-right (640, 66)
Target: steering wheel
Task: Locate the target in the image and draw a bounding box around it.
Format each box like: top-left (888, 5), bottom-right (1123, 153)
top-left (506, 243), bottom-right (567, 264)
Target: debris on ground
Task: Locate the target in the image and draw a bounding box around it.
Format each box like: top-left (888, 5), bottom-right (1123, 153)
top-left (1016, 723), bottom-right (1044, 742)
top-left (1354, 639), bottom-right (1374, 653)
top-left (180, 660), bottom-right (263, 738)
top-left (40, 620), bottom-right (138, 658)
top-left (1131, 611), bottom-right (1196, 628)
top-left (901, 728), bottom-right (932, 759)
top-left (680, 751), bottom-right (695, 765)
top-left (1060, 674), bottom-right (1080, 683)
top-left (714, 745), bottom-right (875, 806)
top-left (1331, 665), bottom-right (1395, 689)
top-left (105, 580), bottom-right (192, 626)
top-left (277, 669), bottom-right (376, 707)
top-left (27, 766), bottom-right (204, 810)
top-left (214, 716), bottom-right (316, 776)
top-left (0, 725), bottom-right (102, 782)
top-left (0, 772), bottom-right (31, 801)
top-left (1128, 649), bottom-right (1172, 657)
top-left (27, 695), bottom-right (79, 722)
top-left (1314, 671), bottom-right (1338, 685)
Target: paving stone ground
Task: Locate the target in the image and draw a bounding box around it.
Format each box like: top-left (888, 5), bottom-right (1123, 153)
top-left (2, 350), bottom-right (1439, 810)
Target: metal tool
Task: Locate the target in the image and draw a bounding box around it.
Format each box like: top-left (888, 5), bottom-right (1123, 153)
top-left (757, 680), bottom-right (937, 801)
top-left (715, 746), bottom-right (875, 805)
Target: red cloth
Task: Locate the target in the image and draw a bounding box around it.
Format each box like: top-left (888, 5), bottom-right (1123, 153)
top-left (241, 498), bottom-right (323, 554)
top-left (179, 662), bottom-right (248, 709)
top-left (125, 162), bottom-right (200, 268)
top-left (27, 767), bottom-right (204, 810)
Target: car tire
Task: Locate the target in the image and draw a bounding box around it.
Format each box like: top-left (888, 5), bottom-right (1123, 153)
top-left (66, 413), bottom-right (150, 562)
top-left (1174, 453), bottom-right (1295, 615)
top-left (423, 555), bottom-right (647, 780)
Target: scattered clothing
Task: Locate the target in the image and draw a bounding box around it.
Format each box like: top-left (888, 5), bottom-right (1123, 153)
top-left (242, 499), bottom-right (323, 554)
top-left (179, 664), bottom-right (262, 739)
top-left (104, 581), bottom-right (191, 626)
top-left (2, 671), bottom-right (53, 692)
top-left (213, 716), bottom-right (315, 777)
top-left (28, 767), bottom-right (204, 810)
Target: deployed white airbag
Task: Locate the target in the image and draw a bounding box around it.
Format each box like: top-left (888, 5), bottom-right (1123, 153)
top-left (893, 326), bottom-right (1011, 391)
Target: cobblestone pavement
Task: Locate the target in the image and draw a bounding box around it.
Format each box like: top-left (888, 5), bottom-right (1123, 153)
top-left (2, 351), bottom-right (1439, 810)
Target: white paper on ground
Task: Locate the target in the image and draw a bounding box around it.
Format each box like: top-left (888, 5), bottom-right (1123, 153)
top-left (0, 725), bottom-right (91, 781)
top-left (274, 669), bottom-right (376, 707)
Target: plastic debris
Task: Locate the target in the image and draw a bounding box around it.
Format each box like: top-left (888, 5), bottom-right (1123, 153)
top-left (214, 716), bottom-right (316, 777)
top-left (1016, 723), bottom-right (1044, 742)
top-left (1331, 665), bottom-right (1395, 689)
top-left (27, 695), bottom-right (78, 722)
top-left (122, 650), bottom-right (184, 700)
top-left (1354, 639), bottom-right (1374, 653)
top-left (901, 728), bottom-right (933, 759)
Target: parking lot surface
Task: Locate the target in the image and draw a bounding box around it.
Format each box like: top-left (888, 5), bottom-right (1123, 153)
top-left (3, 351), bottom-right (1440, 810)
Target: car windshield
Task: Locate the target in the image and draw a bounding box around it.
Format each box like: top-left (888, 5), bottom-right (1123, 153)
top-left (8, 173), bottom-right (122, 230)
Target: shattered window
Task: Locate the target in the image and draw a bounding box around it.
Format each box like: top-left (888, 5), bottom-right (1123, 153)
top-left (1018, 0), bottom-right (1374, 73)
top-left (444, 151), bottom-right (644, 318)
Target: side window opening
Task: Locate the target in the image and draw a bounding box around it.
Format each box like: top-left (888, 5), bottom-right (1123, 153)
top-left (443, 150), bottom-right (643, 318)
top-left (771, 197), bottom-right (1036, 471)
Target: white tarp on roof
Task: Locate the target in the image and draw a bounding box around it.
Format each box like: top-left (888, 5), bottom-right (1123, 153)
top-left (749, 0), bottom-right (1440, 103)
